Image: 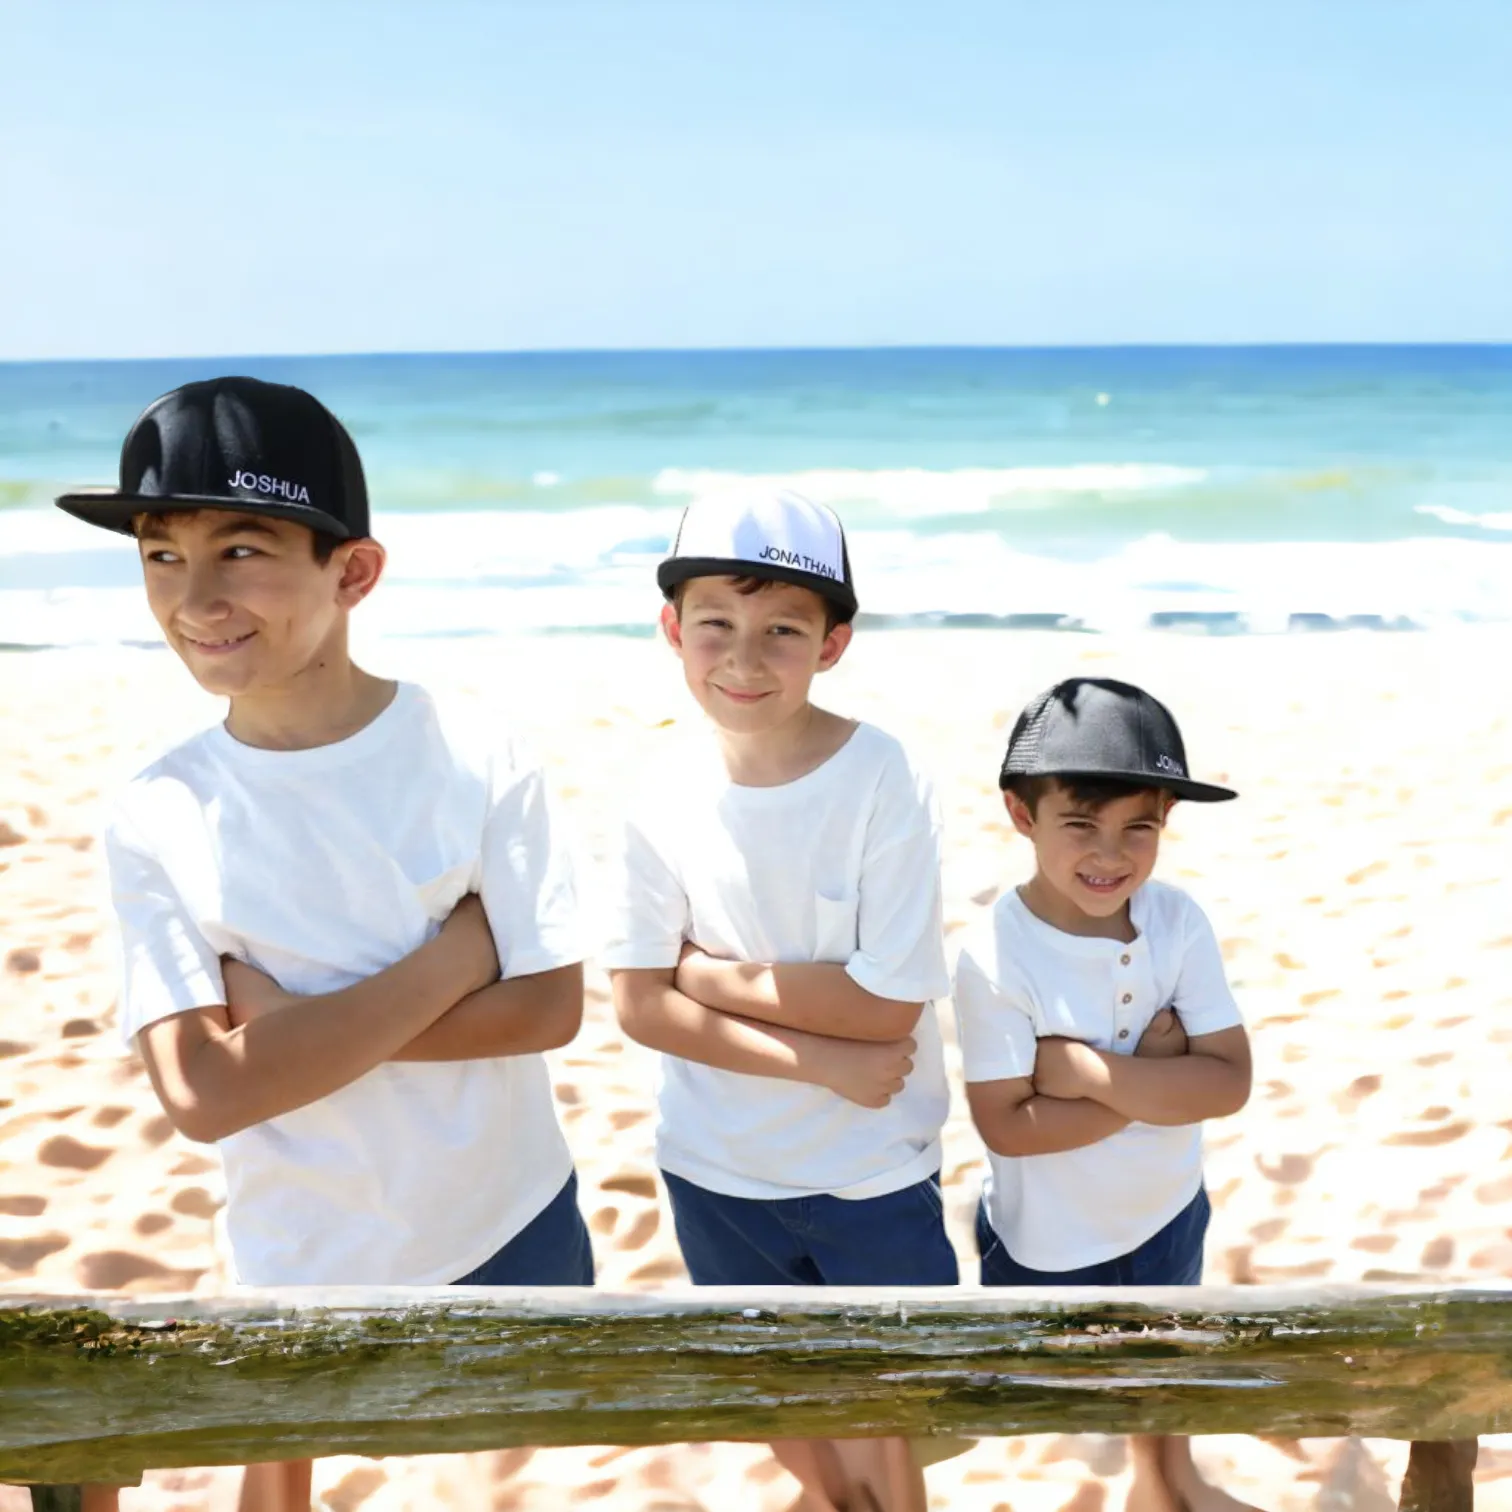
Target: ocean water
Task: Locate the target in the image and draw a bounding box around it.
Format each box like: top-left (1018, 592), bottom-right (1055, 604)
top-left (1, 346), bottom-right (1510, 646)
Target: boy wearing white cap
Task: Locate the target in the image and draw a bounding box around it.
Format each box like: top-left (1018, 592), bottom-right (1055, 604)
top-left (605, 490), bottom-right (955, 1506)
top-left (606, 490), bottom-right (956, 1286)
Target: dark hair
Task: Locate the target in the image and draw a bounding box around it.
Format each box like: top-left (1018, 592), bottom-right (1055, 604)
top-left (671, 575), bottom-right (846, 634)
top-left (132, 509), bottom-right (344, 565)
top-left (1003, 773), bottom-right (1173, 816)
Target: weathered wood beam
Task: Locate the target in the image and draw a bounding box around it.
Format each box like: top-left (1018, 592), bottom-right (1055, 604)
top-left (3, 1286), bottom-right (1509, 1485)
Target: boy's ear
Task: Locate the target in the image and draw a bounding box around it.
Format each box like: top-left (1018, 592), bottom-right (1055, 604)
top-left (659, 602), bottom-right (683, 650)
top-left (816, 620), bottom-right (853, 671)
top-left (1003, 789), bottom-right (1036, 839)
top-left (334, 539), bottom-right (386, 607)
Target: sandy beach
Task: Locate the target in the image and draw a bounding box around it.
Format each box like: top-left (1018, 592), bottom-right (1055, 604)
top-left (3, 625), bottom-right (1511, 1511)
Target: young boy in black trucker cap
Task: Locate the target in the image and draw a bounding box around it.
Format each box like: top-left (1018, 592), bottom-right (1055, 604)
top-left (953, 677), bottom-right (1252, 1512)
top-left (604, 490), bottom-right (955, 1510)
top-left (57, 377), bottom-right (592, 1512)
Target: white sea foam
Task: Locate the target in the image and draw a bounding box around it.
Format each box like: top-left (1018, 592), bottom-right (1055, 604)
top-left (1415, 503), bottom-right (1512, 532)
top-left (651, 464), bottom-right (1209, 516)
top-left (3, 505), bottom-right (1510, 647)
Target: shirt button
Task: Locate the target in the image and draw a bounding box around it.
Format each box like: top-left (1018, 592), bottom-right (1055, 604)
top-left (1120, 954), bottom-right (1131, 966)
top-left (1118, 1028), bottom-right (1130, 1040)
top-left (1122, 993), bottom-right (1133, 1004)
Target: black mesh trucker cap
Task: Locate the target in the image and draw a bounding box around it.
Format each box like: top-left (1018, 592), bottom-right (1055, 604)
top-left (55, 377), bottom-right (369, 540)
top-left (657, 490), bottom-right (858, 621)
top-left (999, 678), bottom-right (1237, 803)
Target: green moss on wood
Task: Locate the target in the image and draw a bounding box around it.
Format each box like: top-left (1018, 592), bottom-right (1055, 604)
top-left (2, 1290), bottom-right (1510, 1483)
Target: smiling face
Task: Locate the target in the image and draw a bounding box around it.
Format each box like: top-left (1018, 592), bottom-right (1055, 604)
top-left (134, 510), bottom-right (384, 698)
top-left (662, 575), bottom-right (852, 734)
top-left (1007, 780), bottom-right (1173, 935)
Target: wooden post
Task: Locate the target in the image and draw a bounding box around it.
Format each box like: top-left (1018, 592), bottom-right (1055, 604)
top-left (1399, 1440), bottom-right (1478, 1512)
top-left (28, 1489), bottom-right (82, 1512)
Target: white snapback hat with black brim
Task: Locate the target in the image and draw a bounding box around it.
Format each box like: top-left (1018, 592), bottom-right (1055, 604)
top-left (657, 490), bottom-right (858, 621)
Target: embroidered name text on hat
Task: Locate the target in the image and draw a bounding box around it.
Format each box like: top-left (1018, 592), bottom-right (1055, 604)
top-left (657, 490), bottom-right (858, 621)
top-left (55, 376), bottom-right (370, 540)
top-left (1000, 678), bottom-right (1237, 803)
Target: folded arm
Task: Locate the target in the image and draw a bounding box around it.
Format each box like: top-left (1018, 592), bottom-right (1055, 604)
top-left (1034, 1025), bottom-right (1252, 1126)
top-left (390, 962), bottom-right (582, 1061)
top-left (967, 1075), bottom-right (1132, 1156)
top-left (675, 949), bottom-right (922, 1042)
top-left (138, 900), bottom-right (499, 1144)
top-left (611, 966), bottom-right (915, 1109)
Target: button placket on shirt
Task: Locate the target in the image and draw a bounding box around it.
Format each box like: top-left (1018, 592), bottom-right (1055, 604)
top-left (1113, 940), bottom-right (1144, 1044)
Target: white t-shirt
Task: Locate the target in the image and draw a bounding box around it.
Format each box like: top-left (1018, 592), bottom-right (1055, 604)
top-left (953, 880), bottom-right (1242, 1272)
top-left (602, 721), bottom-right (952, 1201)
top-left (104, 682), bottom-right (581, 1287)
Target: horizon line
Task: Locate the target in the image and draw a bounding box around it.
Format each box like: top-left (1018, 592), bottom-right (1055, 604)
top-left (4, 339), bottom-right (1512, 367)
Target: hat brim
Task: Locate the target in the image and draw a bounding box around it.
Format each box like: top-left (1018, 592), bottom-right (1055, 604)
top-left (657, 555), bottom-right (858, 620)
top-left (999, 765), bottom-right (1238, 803)
top-left (54, 490), bottom-right (358, 540)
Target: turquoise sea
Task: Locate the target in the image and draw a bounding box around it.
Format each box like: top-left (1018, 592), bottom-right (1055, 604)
top-left (1, 346), bottom-right (1509, 645)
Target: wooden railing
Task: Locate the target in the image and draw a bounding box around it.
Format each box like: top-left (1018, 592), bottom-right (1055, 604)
top-left (6, 1285), bottom-right (1504, 1511)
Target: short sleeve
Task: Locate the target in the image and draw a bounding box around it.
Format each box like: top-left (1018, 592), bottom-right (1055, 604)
top-left (844, 754), bottom-right (951, 1003)
top-left (104, 809), bottom-right (225, 1048)
top-left (1170, 896), bottom-right (1243, 1037)
top-left (599, 807), bottom-right (690, 971)
top-left (952, 947), bottom-right (1039, 1083)
top-left (480, 753), bottom-right (585, 980)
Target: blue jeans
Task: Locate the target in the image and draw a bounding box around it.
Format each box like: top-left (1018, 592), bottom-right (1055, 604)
top-left (452, 1171), bottom-right (596, 1285)
top-left (664, 1169), bottom-right (959, 1285)
top-left (977, 1186), bottom-right (1210, 1287)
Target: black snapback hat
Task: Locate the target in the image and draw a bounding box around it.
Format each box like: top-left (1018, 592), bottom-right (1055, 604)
top-left (1000, 678), bottom-right (1237, 803)
top-left (657, 490), bottom-right (858, 621)
top-left (55, 376), bottom-right (369, 540)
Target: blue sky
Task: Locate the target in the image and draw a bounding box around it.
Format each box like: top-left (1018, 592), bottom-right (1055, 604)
top-left (2, 0), bottom-right (1509, 358)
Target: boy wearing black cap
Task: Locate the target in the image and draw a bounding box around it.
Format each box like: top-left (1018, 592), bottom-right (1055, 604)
top-left (605, 490), bottom-right (954, 1508)
top-left (953, 678), bottom-right (1252, 1512)
top-left (59, 378), bottom-right (592, 1512)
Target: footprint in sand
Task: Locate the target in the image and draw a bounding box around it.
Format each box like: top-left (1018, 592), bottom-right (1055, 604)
top-left (133, 1212), bottom-right (173, 1236)
top-left (74, 1249), bottom-right (204, 1291)
top-left (600, 1172), bottom-right (658, 1199)
top-left (37, 1133), bottom-right (112, 1170)
top-left (0, 1195), bottom-right (47, 1216)
top-left (323, 1463), bottom-right (388, 1512)
top-left (60, 1018), bottom-right (97, 1038)
top-left (169, 1185), bottom-right (222, 1219)
top-left (0, 1233), bottom-right (70, 1271)
top-left (1383, 1120), bottom-right (1470, 1148)
top-left (620, 1209), bottom-right (660, 1250)
top-left (1333, 1075), bottom-right (1382, 1114)
top-left (1420, 1236), bottom-right (1454, 1269)
top-left (91, 1105), bottom-right (132, 1129)
top-left (1254, 1151), bottom-right (1326, 1185)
